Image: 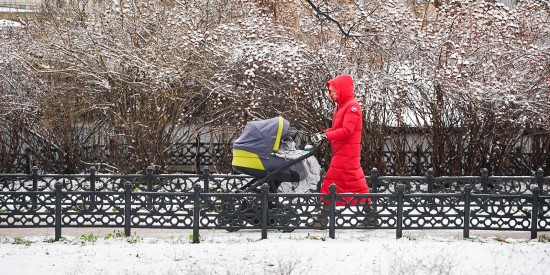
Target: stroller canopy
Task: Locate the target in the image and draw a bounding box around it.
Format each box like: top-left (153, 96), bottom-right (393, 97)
top-left (233, 116), bottom-right (290, 159)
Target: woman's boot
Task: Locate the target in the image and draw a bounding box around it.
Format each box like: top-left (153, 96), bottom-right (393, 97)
top-left (358, 204), bottom-right (379, 228)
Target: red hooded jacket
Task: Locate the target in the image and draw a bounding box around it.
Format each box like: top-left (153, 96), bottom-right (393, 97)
top-left (320, 74), bottom-right (370, 205)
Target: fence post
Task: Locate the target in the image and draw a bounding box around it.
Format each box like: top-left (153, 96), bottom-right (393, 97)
top-left (193, 184), bottom-right (201, 244)
top-left (463, 184), bottom-right (472, 239)
top-left (54, 180), bottom-right (63, 241)
top-left (370, 168), bottom-right (378, 209)
top-left (370, 168), bottom-right (378, 193)
top-left (89, 166), bottom-right (96, 191)
top-left (426, 168), bottom-right (433, 193)
top-left (124, 181), bottom-right (132, 237)
top-left (481, 168), bottom-right (489, 193)
top-left (32, 166), bottom-right (38, 191)
top-left (203, 166), bottom-right (210, 193)
top-left (24, 148), bottom-right (31, 174)
top-left (31, 166), bottom-right (39, 209)
top-left (146, 166), bottom-right (153, 209)
top-left (536, 168), bottom-right (544, 191)
top-left (481, 168), bottom-right (489, 211)
top-left (396, 185), bottom-right (404, 239)
top-left (415, 146), bottom-right (422, 176)
top-left (195, 136), bottom-right (201, 172)
top-left (329, 183), bottom-right (336, 239)
top-left (261, 183), bottom-right (269, 240)
top-left (146, 166), bottom-right (154, 190)
top-left (426, 169), bottom-right (434, 207)
top-left (89, 166), bottom-right (96, 210)
top-left (531, 187), bottom-right (540, 240)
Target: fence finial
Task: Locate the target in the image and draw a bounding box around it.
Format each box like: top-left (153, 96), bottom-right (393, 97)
top-left (481, 168), bottom-right (488, 176)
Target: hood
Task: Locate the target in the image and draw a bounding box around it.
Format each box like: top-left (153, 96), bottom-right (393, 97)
top-left (326, 74), bottom-right (354, 104)
top-left (232, 116), bottom-right (290, 158)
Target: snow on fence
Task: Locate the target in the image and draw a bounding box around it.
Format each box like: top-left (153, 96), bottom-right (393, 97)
top-left (0, 167), bottom-right (548, 243)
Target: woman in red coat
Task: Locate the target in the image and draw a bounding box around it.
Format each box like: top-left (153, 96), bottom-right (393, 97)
top-left (312, 74), bottom-right (370, 206)
top-left (310, 74), bottom-right (375, 227)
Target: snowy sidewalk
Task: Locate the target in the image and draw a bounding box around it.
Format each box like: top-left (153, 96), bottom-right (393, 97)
top-left (0, 228), bottom-right (549, 275)
top-left (0, 227), bottom-right (538, 239)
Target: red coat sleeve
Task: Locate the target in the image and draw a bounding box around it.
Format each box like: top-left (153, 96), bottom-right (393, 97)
top-left (324, 107), bottom-right (360, 142)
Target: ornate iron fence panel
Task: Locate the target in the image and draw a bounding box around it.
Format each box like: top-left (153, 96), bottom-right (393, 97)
top-left (328, 193), bottom-right (399, 229)
top-left (209, 193), bottom-right (264, 231)
top-left (539, 195), bottom-right (550, 230)
top-left (130, 192), bottom-right (194, 229)
top-left (469, 194), bottom-right (533, 231)
top-left (140, 173), bottom-right (202, 193)
top-left (0, 191), bottom-right (56, 227)
top-left (401, 193), bottom-right (465, 230)
top-left (208, 173), bottom-right (252, 193)
top-left (61, 191), bottom-right (126, 228)
top-left (166, 143), bottom-right (200, 167)
top-left (0, 174), bottom-right (35, 192)
top-left (369, 168), bottom-right (549, 196)
top-left (1, 169), bottom-right (549, 243)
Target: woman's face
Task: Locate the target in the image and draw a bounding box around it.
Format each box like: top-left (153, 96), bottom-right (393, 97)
top-left (328, 85), bottom-right (337, 101)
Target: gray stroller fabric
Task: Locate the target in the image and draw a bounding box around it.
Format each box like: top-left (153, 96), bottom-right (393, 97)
top-left (276, 146), bottom-right (321, 194)
top-left (232, 116), bottom-right (290, 159)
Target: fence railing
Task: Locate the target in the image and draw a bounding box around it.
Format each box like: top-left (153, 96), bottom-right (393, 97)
top-left (0, 167), bottom-right (548, 243)
top-left (9, 142), bottom-right (541, 176)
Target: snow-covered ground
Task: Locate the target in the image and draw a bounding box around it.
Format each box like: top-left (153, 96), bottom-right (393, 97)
top-left (0, 228), bottom-right (548, 275)
top-left (0, 19), bottom-right (22, 28)
top-left (0, 7), bottom-right (34, 13)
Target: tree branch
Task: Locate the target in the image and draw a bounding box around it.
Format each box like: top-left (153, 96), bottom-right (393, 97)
top-left (304, 0), bottom-right (364, 39)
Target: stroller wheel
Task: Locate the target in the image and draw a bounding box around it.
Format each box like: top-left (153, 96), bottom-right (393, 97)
top-left (219, 197), bottom-right (245, 232)
top-left (219, 214), bottom-right (243, 232)
top-left (271, 202), bottom-right (298, 233)
top-left (219, 197), bottom-right (261, 231)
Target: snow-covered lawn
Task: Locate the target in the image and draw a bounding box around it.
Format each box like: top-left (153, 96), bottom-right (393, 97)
top-left (0, 19), bottom-right (22, 28)
top-left (0, 228), bottom-right (548, 275)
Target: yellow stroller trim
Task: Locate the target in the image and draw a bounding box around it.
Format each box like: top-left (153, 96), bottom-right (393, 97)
top-left (272, 116), bottom-right (284, 152)
top-left (232, 149), bottom-right (265, 170)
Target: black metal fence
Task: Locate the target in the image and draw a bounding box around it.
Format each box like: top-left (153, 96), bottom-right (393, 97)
top-left (1, 167), bottom-right (548, 243)
top-left (9, 142), bottom-right (541, 176)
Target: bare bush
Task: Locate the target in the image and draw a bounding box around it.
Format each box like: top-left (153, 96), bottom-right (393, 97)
top-left (0, 0), bottom-right (548, 175)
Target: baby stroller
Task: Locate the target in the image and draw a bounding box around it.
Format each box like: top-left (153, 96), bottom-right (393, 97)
top-left (231, 116), bottom-right (321, 193)
top-left (222, 116), bottom-right (321, 231)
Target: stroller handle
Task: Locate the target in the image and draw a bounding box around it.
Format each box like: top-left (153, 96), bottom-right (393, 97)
top-left (257, 142), bottom-right (323, 187)
top-left (237, 141), bottom-right (324, 193)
